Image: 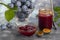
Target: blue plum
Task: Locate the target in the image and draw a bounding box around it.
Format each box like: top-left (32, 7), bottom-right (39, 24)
top-left (11, 0), bottom-right (17, 3)
top-left (21, 0), bottom-right (26, 3)
top-left (16, 1), bottom-right (21, 7)
top-left (22, 5), bottom-right (28, 12)
top-left (8, 3), bottom-right (14, 8)
top-left (26, 1), bottom-right (31, 7)
top-left (17, 7), bottom-right (21, 12)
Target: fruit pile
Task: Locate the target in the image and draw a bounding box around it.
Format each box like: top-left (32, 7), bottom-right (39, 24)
top-left (8, 0), bottom-right (34, 22)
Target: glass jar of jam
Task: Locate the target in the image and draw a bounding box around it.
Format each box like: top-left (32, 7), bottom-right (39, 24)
top-left (38, 9), bottom-right (53, 30)
top-left (37, 0), bottom-right (54, 30)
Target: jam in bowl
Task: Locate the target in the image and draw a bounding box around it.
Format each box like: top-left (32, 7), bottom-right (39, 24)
top-left (18, 24), bottom-right (37, 36)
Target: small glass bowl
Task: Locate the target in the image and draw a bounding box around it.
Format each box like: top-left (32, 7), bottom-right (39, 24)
top-left (17, 23), bottom-right (37, 36)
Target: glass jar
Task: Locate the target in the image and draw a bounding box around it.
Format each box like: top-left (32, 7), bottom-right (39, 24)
top-left (37, 0), bottom-right (54, 30)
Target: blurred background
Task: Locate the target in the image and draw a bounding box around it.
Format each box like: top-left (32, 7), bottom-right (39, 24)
top-left (53, 0), bottom-right (60, 6)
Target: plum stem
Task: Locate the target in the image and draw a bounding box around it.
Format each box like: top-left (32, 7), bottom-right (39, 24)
top-left (0, 3), bottom-right (11, 9)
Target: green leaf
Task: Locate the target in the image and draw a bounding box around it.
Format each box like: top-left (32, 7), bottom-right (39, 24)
top-left (5, 9), bottom-right (15, 22)
top-left (53, 7), bottom-right (60, 22)
top-left (54, 17), bottom-right (59, 22)
top-left (0, 3), bottom-right (17, 22)
top-left (58, 23), bottom-right (60, 27)
top-left (54, 6), bottom-right (60, 12)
